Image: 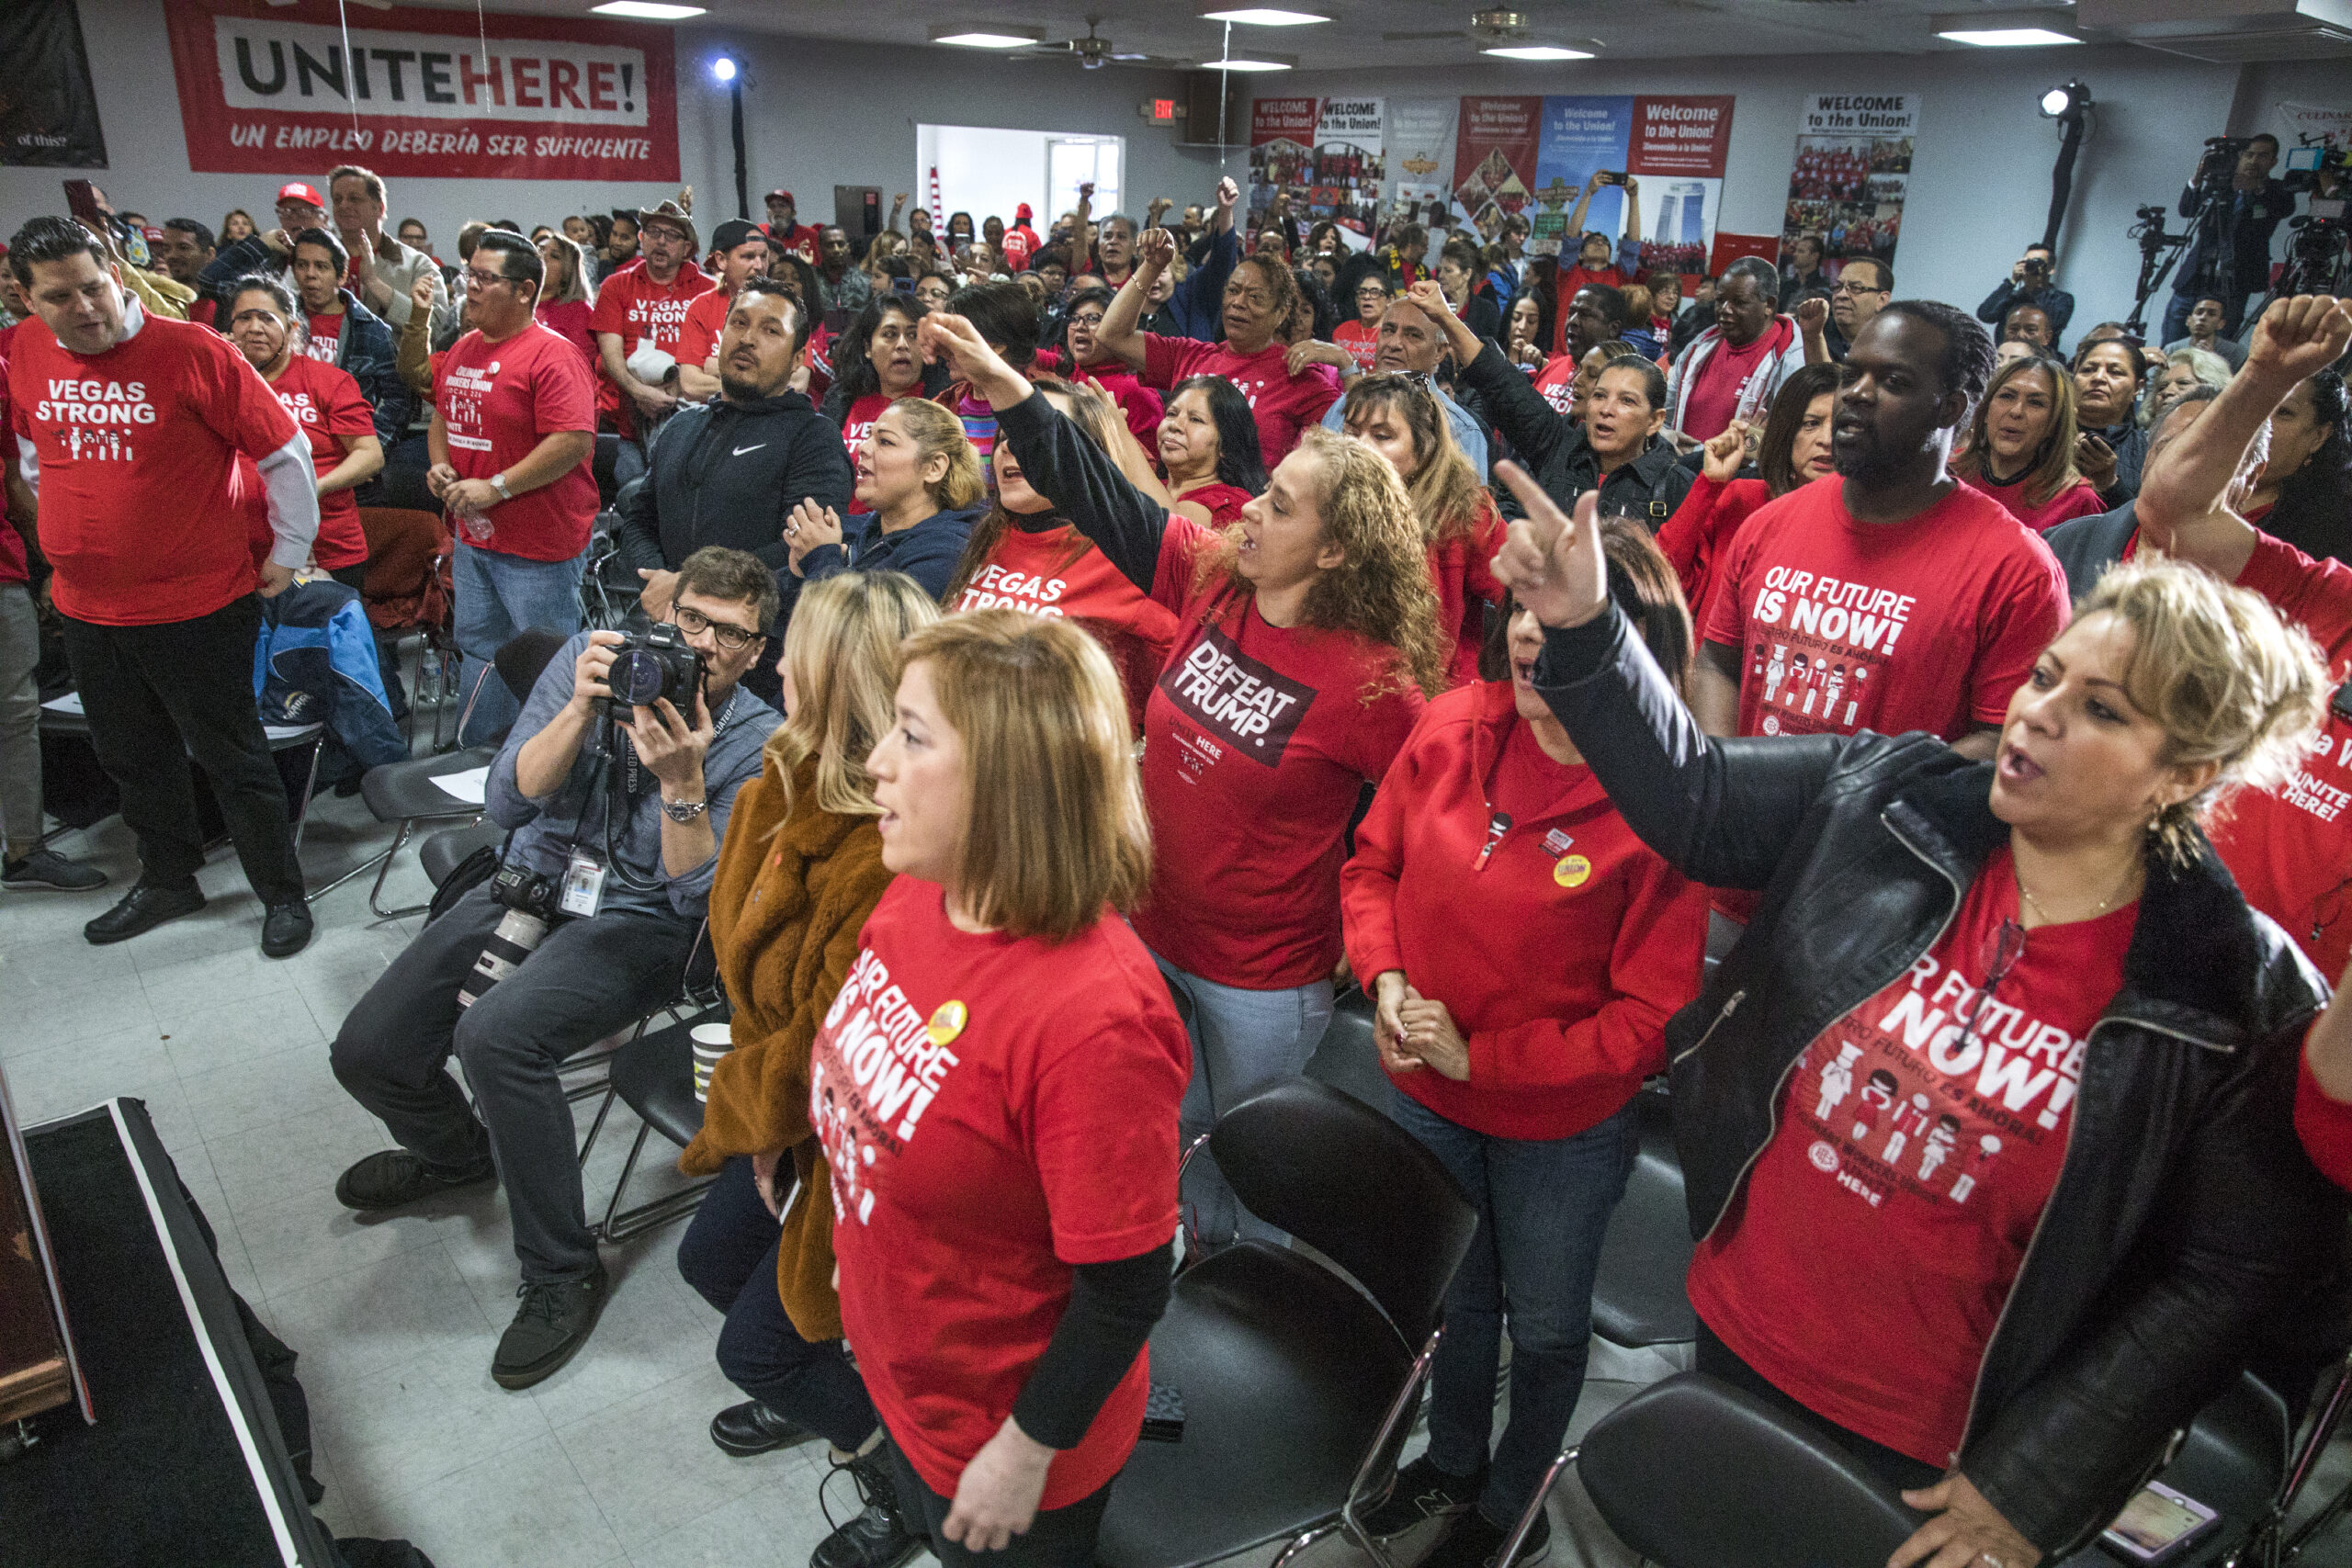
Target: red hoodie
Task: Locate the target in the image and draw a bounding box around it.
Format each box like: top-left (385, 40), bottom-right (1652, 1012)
top-left (1427, 497), bottom-right (1506, 689)
top-left (1342, 682), bottom-right (1708, 1140)
top-left (1657, 473), bottom-right (1770, 629)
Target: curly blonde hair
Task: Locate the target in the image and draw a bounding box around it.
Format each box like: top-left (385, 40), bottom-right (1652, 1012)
top-left (1339, 376), bottom-right (1487, 546)
top-left (1192, 426), bottom-right (1447, 701)
top-left (2076, 555), bottom-right (2330, 863)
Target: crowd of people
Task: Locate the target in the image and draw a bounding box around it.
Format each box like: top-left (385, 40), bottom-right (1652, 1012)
top-left (4, 121), bottom-right (2352, 1568)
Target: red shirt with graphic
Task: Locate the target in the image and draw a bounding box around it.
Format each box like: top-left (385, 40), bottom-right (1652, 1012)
top-left (588, 260), bottom-right (716, 436)
top-left (1134, 526), bottom-right (1427, 987)
top-left (951, 523), bottom-right (1181, 731)
top-left (813, 878), bottom-right (1188, 1511)
top-left (1334, 321), bottom-right (1379, 373)
top-left (1690, 847), bottom-right (2129, 1466)
top-left (1532, 354), bottom-right (1579, 417)
top-left (431, 322), bottom-right (599, 562)
top-left (2211, 533), bottom-right (2352, 979)
top-left (302, 310), bottom-right (345, 363)
top-left (1962, 473), bottom-right (2109, 536)
top-left (1702, 476), bottom-right (2068, 746)
top-left (254, 355), bottom-right (377, 570)
top-left (840, 392), bottom-right (890, 458)
top-left (8, 311), bottom-right (301, 625)
top-left (767, 222), bottom-right (821, 266)
top-left (1141, 333), bottom-right (1340, 468)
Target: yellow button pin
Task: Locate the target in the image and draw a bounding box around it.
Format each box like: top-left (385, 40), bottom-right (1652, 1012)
top-left (1554, 854), bottom-right (1591, 889)
top-left (927, 999), bottom-right (968, 1046)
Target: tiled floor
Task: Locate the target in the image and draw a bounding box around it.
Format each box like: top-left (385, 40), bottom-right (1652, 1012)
top-left (3, 716), bottom-right (2346, 1568)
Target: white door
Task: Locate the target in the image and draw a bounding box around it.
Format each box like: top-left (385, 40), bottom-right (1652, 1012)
top-left (1046, 136), bottom-right (1124, 223)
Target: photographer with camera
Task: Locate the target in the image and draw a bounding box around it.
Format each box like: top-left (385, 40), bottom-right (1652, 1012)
top-left (328, 545), bottom-right (782, 1391)
top-left (2163, 134), bottom-right (2295, 345)
top-left (1975, 243), bottom-right (2075, 342)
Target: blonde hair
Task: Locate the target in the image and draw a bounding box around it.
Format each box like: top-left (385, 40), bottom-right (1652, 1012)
top-left (2076, 556), bottom-right (2330, 863)
top-left (1193, 426), bottom-right (1448, 701)
top-left (898, 610), bottom-right (1150, 942)
top-left (1339, 376), bottom-right (1486, 546)
top-left (537, 232), bottom-right (595, 308)
top-left (764, 571), bottom-right (940, 819)
top-left (878, 398), bottom-right (985, 512)
top-left (1959, 356), bottom-right (2084, 506)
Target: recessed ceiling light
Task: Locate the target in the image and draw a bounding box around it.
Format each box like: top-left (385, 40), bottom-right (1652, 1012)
top-left (1938, 27), bottom-right (2078, 46)
top-left (930, 27), bottom-right (1046, 48)
top-left (590, 1), bottom-right (706, 17)
top-left (1201, 8), bottom-right (1329, 23)
top-left (1482, 43), bottom-right (1593, 60)
top-left (1204, 56), bottom-right (1296, 71)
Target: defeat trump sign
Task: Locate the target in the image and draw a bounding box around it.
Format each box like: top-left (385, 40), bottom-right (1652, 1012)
top-left (163, 0), bottom-right (679, 181)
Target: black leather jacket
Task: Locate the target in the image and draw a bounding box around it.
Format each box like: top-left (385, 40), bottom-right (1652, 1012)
top-left (1534, 604), bottom-right (2347, 1554)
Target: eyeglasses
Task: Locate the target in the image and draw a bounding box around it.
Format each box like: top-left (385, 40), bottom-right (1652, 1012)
top-left (1832, 280), bottom-right (1888, 296)
top-left (463, 268), bottom-right (514, 290)
top-left (1067, 311), bottom-right (1105, 329)
top-left (671, 604), bottom-right (763, 651)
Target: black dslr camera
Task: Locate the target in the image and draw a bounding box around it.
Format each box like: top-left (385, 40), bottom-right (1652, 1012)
top-left (595, 622), bottom-right (706, 716)
top-left (489, 861), bottom-right (561, 919)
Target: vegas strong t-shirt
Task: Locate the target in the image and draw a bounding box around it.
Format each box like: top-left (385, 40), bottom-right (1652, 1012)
top-left (811, 877), bottom-right (1189, 1511)
top-left (431, 322), bottom-right (599, 562)
top-left (1688, 846), bottom-right (2129, 1467)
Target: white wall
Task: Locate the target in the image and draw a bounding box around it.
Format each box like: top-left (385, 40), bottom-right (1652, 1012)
top-left (1250, 44), bottom-right (2336, 338)
top-left (0, 0), bottom-right (1236, 254)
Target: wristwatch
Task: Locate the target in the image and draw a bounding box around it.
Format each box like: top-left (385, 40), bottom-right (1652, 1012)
top-left (489, 471), bottom-right (514, 502)
top-left (661, 795), bottom-right (709, 823)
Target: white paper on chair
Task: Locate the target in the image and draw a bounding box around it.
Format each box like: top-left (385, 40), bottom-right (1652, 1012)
top-left (433, 766), bottom-right (491, 805)
top-left (40, 693), bottom-right (84, 715)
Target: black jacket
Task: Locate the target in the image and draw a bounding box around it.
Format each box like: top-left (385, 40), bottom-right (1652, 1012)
top-left (1532, 603), bottom-right (2346, 1553)
top-left (614, 391), bottom-right (854, 574)
top-left (1462, 340), bottom-right (1694, 528)
top-left (2041, 498), bottom-right (2141, 601)
top-left (1975, 279), bottom-right (2079, 338)
top-left (781, 501), bottom-right (987, 626)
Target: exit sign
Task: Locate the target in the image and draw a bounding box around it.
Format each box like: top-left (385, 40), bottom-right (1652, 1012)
top-left (1146, 97), bottom-right (1178, 123)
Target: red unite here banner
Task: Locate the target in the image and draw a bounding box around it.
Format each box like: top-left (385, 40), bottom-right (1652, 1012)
top-left (162, 0), bottom-right (679, 182)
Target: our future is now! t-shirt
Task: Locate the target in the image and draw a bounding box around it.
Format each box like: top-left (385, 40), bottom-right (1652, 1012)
top-left (1689, 846), bottom-right (2130, 1467)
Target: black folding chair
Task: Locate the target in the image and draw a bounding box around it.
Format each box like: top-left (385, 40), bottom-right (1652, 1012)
top-left (576, 923), bottom-right (727, 1242)
top-left (1589, 1085), bottom-right (1696, 1352)
top-left (1094, 1077), bottom-right (1477, 1568)
top-left (1498, 1371), bottom-right (1922, 1568)
top-left (1302, 986), bottom-right (1396, 1115)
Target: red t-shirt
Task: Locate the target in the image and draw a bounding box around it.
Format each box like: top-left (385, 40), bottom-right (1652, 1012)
top-left (1679, 332), bottom-right (1775, 444)
top-left (1702, 476), bottom-right (2068, 746)
top-left (1428, 498), bottom-right (1507, 689)
top-left (302, 310), bottom-right (345, 363)
top-left (1135, 527), bottom-right (1427, 987)
top-left (767, 222), bottom-right (820, 266)
top-left (1333, 321), bottom-right (1379, 373)
top-left (1141, 334), bottom-right (1340, 468)
top-left (1174, 480), bottom-right (1252, 528)
top-left (8, 311), bottom-right (300, 625)
top-left (533, 299), bottom-right (598, 375)
top-left (841, 391), bottom-right (891, 458)
top-left (1532, 354), bottom-right (1579, 417)
top-left (588, 260), bottom-right (716, 436)
top-left (258, 355), bottom-right (377, 570)
top-left (1962, 474), bottom-right (2109, 535)
top-left (431, 323), bottom-right (599, 562)
top-left (813, 878), bottom-right (1188, 1510)
top-left (2210, 534), bottom-right (2352, 980)
top-left (674, 287), bottom-right (733, 379)
top-left (952, 523), bottom-right (1181, 731)
top-left (187, 297), bottom-right (219, 333)
top-left (1001, 227), bottom-right (1035, 272)
top-left (2296, 1048), bottom-right (2352, 1192)
top-left (1690, 846), bottom-right (2127, 1466)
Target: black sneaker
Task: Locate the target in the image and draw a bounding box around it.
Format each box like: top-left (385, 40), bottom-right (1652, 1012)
top-left (492, 1263), bottom-right (610, 1390)
top-left (84, 882), bottom-right (205, 944)
top-left (1420, 1505), bottom-right (1550, 1568)
top-left (334, 1148), bottom-right (498, 1213)
top-left (812, 1445), bottom-right (924, 1568)
top-left (2, 849), bottom-right (107, 892)
top-left (1361, 1453), bottom-right (1487, 1538)
top-left (709, 1399), bottom-right (818, 1457)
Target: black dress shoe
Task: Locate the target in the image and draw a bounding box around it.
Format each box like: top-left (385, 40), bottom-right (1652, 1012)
top-left (708, 1399), bottom-right (818, 1457)
top-left (261, 899), bottom-right (314, 958)
top-left (84, 882), bottom-right (206, 944)
top-left (334, 1148), bottom-right (498, 1213)
top-left (492, 1263), bottom-right (610, 1390)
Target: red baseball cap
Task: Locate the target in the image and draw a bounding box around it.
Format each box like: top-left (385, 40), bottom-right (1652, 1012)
top-left (766, 189), bottom-right (794, 206)
top-left (277, 182), bottom-right (326, 209)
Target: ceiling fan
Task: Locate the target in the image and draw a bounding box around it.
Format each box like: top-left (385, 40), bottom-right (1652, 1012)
top-left (1381, 7), bottom-right (1539, 43)
top-left (1016, 17), bottom-right (1171, 68)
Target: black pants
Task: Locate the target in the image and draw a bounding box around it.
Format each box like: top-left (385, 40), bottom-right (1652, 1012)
top-left (674, 1156), bottom-right (878, 1451)
top-left (1694, 1322), bottom-right (1945, 1495)
top-left (328, 883), bottom-right (693, 1282)
top-left (59, 595), bottom-right (305, 905)
top-left (886, 1440), bottom-right (1114, 1568)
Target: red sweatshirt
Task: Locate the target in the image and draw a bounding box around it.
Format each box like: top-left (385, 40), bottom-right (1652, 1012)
top-left (1429, 498), bottom-right (1507, 689)
top-left (1658, 473), bottom-right (1770, 627)
top-left (1342, 682), bottom-right (1707, 1140)
top-left (2297, 1048), bottom-right (2352, 1192)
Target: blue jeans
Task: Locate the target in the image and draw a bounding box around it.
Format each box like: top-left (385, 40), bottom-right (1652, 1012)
top-left (675, 1156), bottom-right (878, 1451)
top-left (1391, 1089), bottom-right (1635, 1529)
top-left (1154, 958), bottom-right (1333, 1247)
top-left (451, 538), bottom-right (584, 746)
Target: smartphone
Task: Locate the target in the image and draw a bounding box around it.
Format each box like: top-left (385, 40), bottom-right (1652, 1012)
top-left (1597, 170), bottom-right (1627, 187)
top-left (2098, 1482), bottom-right (2222, 1565)
top-left (893, 275), bottom-right (916, 295)
top-left (62, 178), bottom-right (105, 229)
